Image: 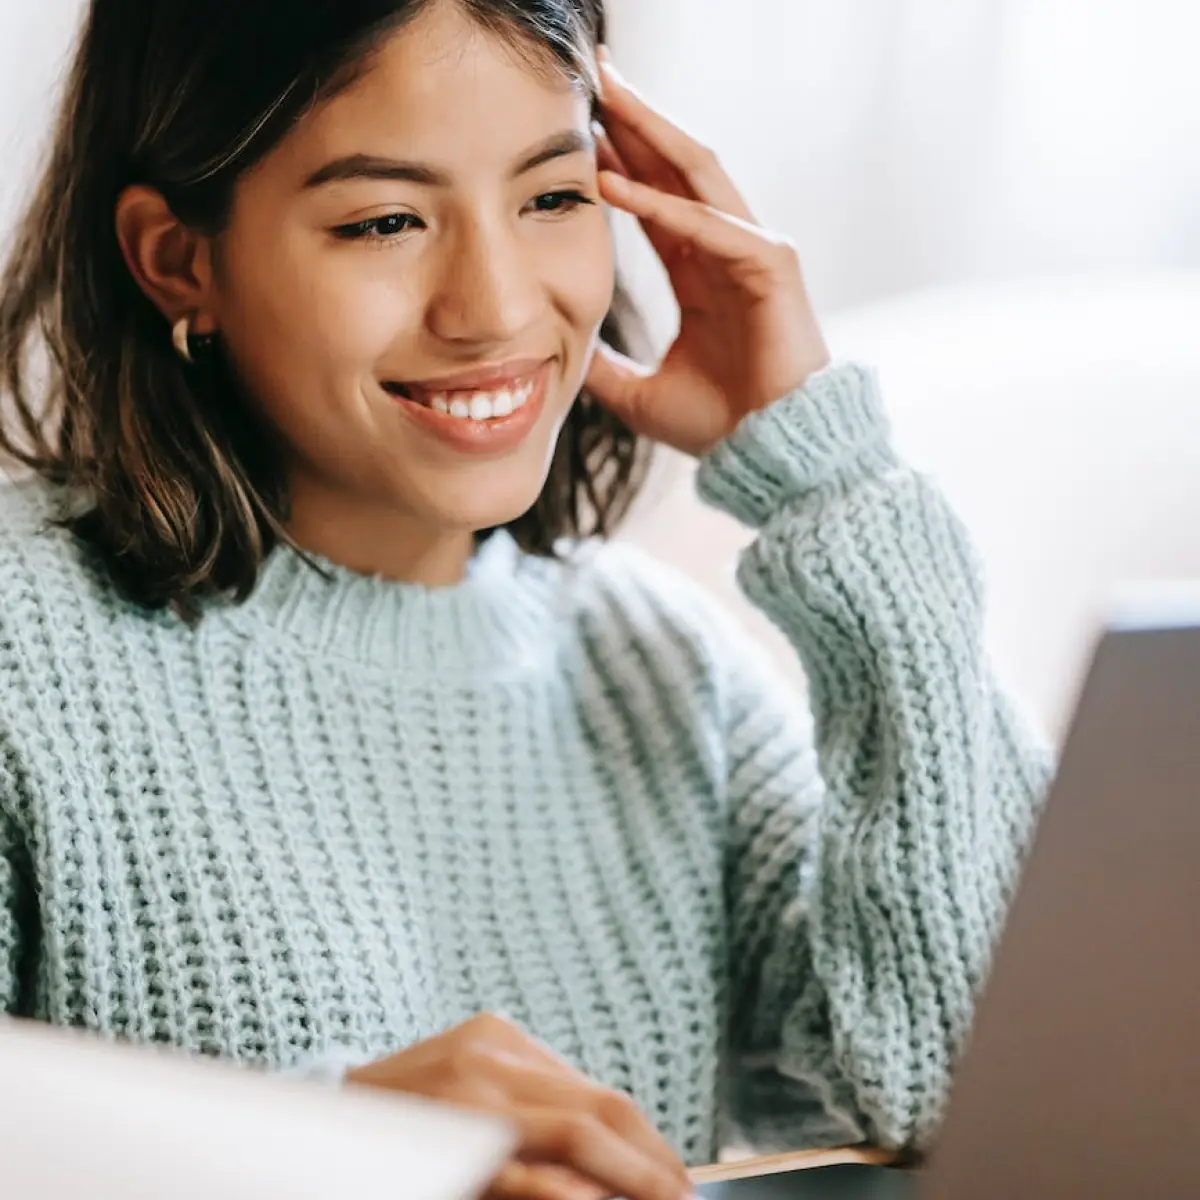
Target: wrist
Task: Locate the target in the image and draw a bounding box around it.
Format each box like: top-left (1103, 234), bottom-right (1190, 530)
top-left (696, 362), bottom-right (897, 527)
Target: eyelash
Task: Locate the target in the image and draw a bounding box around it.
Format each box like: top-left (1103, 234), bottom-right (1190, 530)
top-left (333, 190), bottom-right (596, 243)
top-left (528, 190), bottom-right (595, 216)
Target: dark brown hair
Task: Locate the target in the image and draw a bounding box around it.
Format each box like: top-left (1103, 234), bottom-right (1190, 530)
top-left (0, 0), bottom-right (649, 617)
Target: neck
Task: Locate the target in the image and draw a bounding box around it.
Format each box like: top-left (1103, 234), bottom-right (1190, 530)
top-left (285, 476), bottom-right (476, 586)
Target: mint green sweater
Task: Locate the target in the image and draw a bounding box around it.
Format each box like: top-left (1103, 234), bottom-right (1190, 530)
top-left (0, 364), bottom-right (1048, 1162)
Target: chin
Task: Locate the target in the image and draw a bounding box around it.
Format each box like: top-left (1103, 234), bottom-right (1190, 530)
top-left (397, 431), bottom-right (565, 538)
top-left (414, 477), bottom-right (550, 539)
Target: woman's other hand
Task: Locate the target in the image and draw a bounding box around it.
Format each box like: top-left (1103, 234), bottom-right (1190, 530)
top-left (346, 1013), bottom-right (692, 1200)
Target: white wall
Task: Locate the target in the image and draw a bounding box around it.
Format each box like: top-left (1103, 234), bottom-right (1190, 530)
top-left (605, 0), bottom-right (1200, 318)
top-left (0, 2), bottom-right (83, 245)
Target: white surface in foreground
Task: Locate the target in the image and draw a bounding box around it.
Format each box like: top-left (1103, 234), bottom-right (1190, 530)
top-left (0, 1017), bottom-right (513, 1200)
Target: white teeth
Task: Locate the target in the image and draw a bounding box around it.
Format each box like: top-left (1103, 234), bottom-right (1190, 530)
top-left (423, 378), bottom-right (537, 420)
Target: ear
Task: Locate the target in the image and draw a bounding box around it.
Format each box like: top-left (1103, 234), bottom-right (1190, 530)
top-left (114, 185), bottom-right (217, 334)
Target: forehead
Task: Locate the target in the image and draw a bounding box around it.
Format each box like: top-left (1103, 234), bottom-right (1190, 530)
top-left (292, 3), bottom-right (591, 169)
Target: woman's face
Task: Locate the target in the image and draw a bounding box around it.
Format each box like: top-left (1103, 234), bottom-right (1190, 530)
top-left (209, 2), bottom-right (613, 558)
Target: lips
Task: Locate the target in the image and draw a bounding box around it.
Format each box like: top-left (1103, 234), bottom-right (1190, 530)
top-left (383, 356), bottom-right (552, 402)
top-left (380, 358), bottom-right (553, 455)
top-left (379, 379), bottom-right (535, 417)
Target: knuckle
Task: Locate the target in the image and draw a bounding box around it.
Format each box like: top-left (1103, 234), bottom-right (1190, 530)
top-left (493, 1163), bottom-right (597, 1200)
top-left (770, 236), bottom-right (801, 267)
top-left (556, 1112), bottom-right (602, 1160)
top-left (595, 1087), bottom-right (640, 1129)
top-left (623, 1160), bottom-right (679, 1200)
top-left (783, 241), bottom-right (803, 266)
top-left (689, 141), bottom-right (720, 171)
top-left (466, 1011), bottom-right (508, 1035)
top-left (651, 1171), bottom-right (686, 1200)
top-left (445, 1036), bottom-right (495, 1082)
top-left (463, 1011), bottom-right (522, 1048)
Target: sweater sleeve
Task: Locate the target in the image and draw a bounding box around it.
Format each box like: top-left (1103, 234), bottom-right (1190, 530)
top-left (278, 1047), bottom-right (367, 1086)
top-left (696, 363), bottom-right (1053, 1151)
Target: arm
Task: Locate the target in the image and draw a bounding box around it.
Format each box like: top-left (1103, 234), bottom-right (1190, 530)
top-left (697, 363), bottom-right (1053, 1150)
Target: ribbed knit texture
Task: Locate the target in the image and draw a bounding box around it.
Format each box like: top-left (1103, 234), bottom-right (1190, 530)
top-left (0, 363), bottom-right (1050, 1161)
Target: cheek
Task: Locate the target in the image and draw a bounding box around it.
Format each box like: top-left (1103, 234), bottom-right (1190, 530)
top-left (544, 214), bottom-right (616, 334)
top-left (213, 215), bottom-right (417, 406)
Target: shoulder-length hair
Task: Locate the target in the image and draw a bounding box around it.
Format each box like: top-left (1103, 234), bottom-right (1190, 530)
top-left (0, 0), bottom-right (649, 617)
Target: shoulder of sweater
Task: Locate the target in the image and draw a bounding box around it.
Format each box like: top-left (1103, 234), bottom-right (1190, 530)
top-left (555, 535), bottom-right (763, 672)
top-left (0, 475), bottom-right (114, 627)
top-left (0, 473), bottom-right (63, 540)
top-left (551, 538), bottom-right (807, 746)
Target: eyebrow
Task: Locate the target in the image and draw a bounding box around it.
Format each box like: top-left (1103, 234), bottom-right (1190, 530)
top-left (302, 129), bottom-right (595, 190)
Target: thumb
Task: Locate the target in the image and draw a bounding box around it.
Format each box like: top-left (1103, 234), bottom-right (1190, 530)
top-left (584, 340), bottom-right (653, 424)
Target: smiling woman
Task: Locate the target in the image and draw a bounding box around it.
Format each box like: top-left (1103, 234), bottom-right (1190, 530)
top-left (0, 2), bottom-right (1050, 1198)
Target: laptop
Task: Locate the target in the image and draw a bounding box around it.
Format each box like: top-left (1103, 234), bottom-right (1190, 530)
top-left (0, 1014), bottom-right (514, 1200)
top-left (702, 592), bottom-right (1200, 1199)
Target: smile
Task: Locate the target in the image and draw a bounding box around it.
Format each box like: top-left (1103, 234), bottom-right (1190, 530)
top-left (380, 358), bottom-right (554, 454)
top-left (386, 378), bottom-right (537, 422)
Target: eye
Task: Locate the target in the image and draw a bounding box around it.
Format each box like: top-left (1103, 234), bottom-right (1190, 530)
top-left (333, 212), bottom-right (424, 241)
top-left (526, 190), bottom-right (596, 216)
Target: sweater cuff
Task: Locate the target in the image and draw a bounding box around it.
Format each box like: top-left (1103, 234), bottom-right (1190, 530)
top-left (695, 362), bottom-right (898, 529)
top-left (281, 1046), bottom-right (367, 1087)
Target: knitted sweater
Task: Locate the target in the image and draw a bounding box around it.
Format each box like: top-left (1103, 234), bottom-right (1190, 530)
top-left (0, 364), bottom-right (1049, 1163)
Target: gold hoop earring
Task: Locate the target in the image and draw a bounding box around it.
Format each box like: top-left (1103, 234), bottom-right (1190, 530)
top-left (172, 316), bottom-right (194, 364)
top-left (172, 316), bottom-right (215, 364)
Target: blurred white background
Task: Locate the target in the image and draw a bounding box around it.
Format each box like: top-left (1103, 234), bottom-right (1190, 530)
top-left (3, 0), bottom-right (1200, 734)
top-left (605, 0), bottom-right (1200, 313)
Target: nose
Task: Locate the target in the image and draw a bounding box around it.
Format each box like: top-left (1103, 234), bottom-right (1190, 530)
top-left (425, 216), bottom-right (544, 347)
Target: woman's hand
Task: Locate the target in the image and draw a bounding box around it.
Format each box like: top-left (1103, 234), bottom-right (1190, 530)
top-left (585, 52), bottom-right (830, 458)
top-left (345, 1013), bottom-right (691, 1200)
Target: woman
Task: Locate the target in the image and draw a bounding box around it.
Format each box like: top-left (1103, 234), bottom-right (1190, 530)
top-left (0, 1), bottom-right (1050, 1197)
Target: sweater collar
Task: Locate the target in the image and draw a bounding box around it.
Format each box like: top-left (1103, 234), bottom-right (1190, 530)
top-left (223, 530), bottom-right (561, 678)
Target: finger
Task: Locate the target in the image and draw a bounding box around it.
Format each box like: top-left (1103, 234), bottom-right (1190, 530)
top-left (599, 59), bottom-right (755, 222)
top-left (594, 51), bottom-right (686, 198)
top-left (600, 108), bottom-right (690, 201)
top-left (599, 116), bottom-right (699, 268)
top-left (488, 1162), bottom-right (609, 1200)
top-left (599, 171), bottom-right (787, 281)
top-left (518, 1109), bottom-right (689, 1200)
top-left (454, 1018), bottom-right (688, 1190)
top-left (592, 122), bottom-right (631, 179)
top-left (464, 1014), bottom-right (591, 1083)
top-left (479, 1051), bottom-right (688, 1189)
top-left (596, 136), bottom-right (628, 179)
top-left (586, 1085), bottom-right (690, 1192)
top-left (585, 340), bottom-right (652, 425)
top-left (593, 119), bottom-right (690, 268)
top-left (596, 155), bottom-right (689, 273)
